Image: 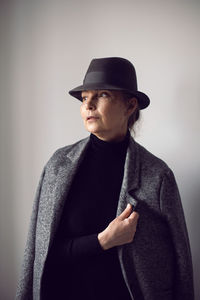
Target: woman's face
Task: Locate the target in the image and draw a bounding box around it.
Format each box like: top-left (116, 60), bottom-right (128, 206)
top-left (80, 90), bottom-right (136, 141)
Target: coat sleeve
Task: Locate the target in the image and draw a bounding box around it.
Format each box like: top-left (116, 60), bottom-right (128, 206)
top-left (160, 169), bottom-right (194, 300)
top-left (16, 167), bottom-right (46, 300)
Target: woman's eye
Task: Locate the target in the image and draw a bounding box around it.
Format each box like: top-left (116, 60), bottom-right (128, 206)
top-left (99, 92), bottom-right (109, 98)
top-left (82, 96), bottom-right (87, 102)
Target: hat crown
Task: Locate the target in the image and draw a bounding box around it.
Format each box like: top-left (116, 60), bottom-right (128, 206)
top-left (83, 57), bottom-right (138, 92)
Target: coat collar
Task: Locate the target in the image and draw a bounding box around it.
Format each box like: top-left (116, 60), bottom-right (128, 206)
top-left (66, 137), bottom-right (90, 162)
top-left (123, 136), bottom-right (140, 192)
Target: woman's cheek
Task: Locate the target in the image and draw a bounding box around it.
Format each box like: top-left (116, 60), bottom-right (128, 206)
top-left (80, 105), bottom-right (85, 120)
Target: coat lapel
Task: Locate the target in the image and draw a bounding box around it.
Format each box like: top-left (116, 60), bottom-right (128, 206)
top-left (116, 137), bottom-right (140, 216)
top-left (44, 138), bottom-right (90, 252)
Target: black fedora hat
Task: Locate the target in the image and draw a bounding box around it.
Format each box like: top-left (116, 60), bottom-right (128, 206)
top-left (69, 57), bottom-right (150, 109)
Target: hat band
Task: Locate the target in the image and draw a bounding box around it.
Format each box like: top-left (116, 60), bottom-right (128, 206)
top-left (83, 71), bottom-right (137, 91)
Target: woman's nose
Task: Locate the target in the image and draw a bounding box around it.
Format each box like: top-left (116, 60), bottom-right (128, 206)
top-left (85, 97), bottom-right (96, 110)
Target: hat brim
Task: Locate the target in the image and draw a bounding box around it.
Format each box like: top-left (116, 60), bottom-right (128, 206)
top-left (69, 83), bottom-right (150, 110)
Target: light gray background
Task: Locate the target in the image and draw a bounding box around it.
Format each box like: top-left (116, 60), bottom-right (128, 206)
top-left (1, 0), bottom-right (200, 299)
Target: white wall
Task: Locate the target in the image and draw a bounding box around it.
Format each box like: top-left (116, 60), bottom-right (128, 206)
top-left (1, 0), bottom-right (200, 299)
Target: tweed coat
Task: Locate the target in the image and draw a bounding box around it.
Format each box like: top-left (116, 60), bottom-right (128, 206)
top-left (16, 135), bottom-right (194, 300)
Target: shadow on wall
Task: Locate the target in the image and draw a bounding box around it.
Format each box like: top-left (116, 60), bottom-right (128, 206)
top-left (173, 78), bottom-right (200, 299)
top-left (0, 92), bottom-right (17, 298)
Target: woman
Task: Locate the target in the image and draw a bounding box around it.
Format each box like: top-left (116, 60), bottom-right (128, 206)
top-left (16, 57), bottom-right (194, 300)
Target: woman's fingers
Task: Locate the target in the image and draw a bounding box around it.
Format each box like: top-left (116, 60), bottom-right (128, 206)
top-left (117, 203), bottom-right (132, 221)
top-left (128, 211), bottom-right (139, 221)
top-left (98, 203), bottom-right (140, 250)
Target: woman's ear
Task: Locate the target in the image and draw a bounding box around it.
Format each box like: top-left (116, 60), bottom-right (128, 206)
top-left (127, 97), bottom-right (138, 116)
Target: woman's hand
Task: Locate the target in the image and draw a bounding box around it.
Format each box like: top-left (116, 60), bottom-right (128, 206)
top-left (98, 204), bottom-right (139, 250)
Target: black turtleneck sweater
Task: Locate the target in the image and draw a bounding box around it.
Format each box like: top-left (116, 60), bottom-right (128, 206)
top-left (42, 132), bottom-right (132, 300)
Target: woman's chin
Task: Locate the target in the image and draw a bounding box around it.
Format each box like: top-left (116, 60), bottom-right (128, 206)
top-left (85, 124), bottom-right (102, 134)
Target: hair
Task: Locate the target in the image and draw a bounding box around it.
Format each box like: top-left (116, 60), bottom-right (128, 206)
top-left (122, 92), bottom-right (140, 131)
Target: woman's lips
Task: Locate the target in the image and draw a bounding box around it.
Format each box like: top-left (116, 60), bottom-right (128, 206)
top-left (86, 116), bottom-right (99, 121)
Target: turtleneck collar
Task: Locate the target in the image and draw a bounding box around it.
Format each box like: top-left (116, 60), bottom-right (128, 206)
top-left (89, 131), bottom-right (130, 157)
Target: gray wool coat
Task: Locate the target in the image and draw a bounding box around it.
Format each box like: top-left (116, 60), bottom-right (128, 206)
top-left (16, 136), bottom-right (194, 300)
